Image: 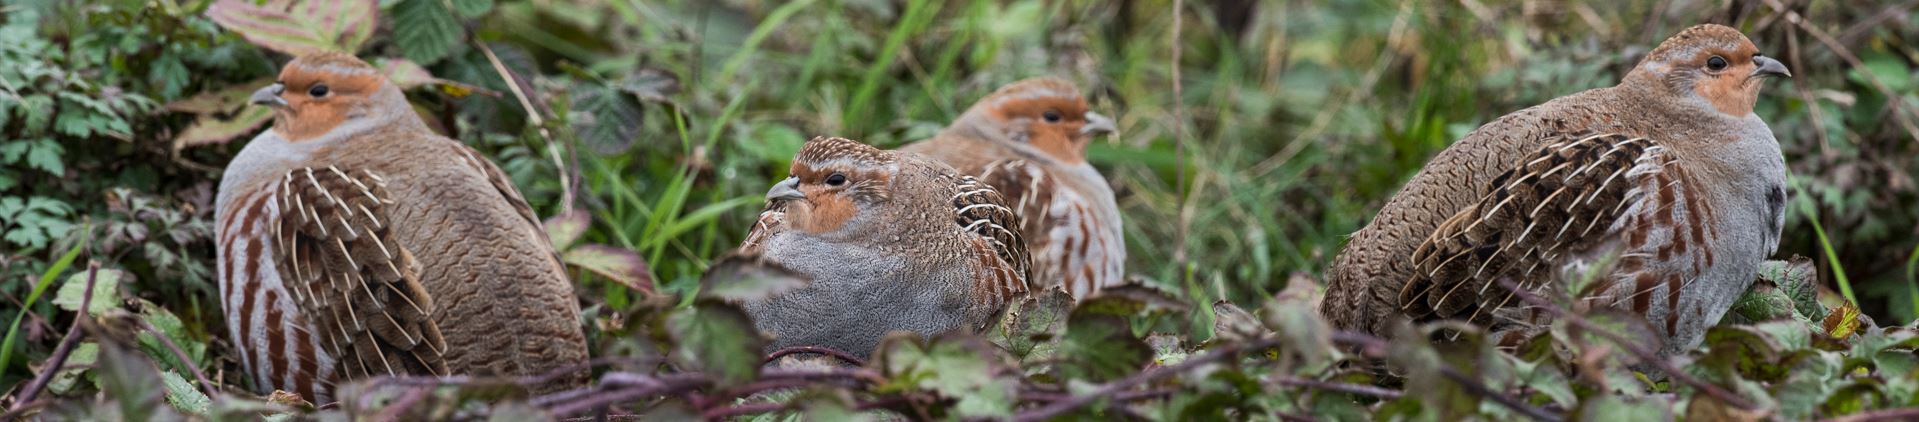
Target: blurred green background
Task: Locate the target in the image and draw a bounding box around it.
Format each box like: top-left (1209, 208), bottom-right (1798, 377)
top-left (2, 0), bottom-right (1915, 390)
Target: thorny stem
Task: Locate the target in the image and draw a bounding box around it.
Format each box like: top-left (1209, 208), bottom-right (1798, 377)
top-left (1013, 336), bottom-right (1288, 422)
top-left (1497, 279), bottom-right (1760, 412)
top-left (1330, 330), bottom-right (1561, 421)
top-left (6, 262), bottom-right (99, 410)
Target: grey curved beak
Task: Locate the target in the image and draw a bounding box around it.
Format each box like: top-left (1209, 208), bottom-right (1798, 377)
top-left (1081, 111), bottom-right (1116, 137)
top-left (250, 83), bottom-right (288, 107)
top-left (1753, 55), bottom-right (1791, 78)
top-left (766, 177), bottom-right (805, 201)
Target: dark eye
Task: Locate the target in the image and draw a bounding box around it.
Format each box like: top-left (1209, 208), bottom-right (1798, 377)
top-left (308, 84), bottom-right (329, 97)
top-left (825, 173), bottom-right (847, 186)
top-left (1042, 110), bottom-right (1063, 123)
top-left (1706, 56), bottom-right (1728, 71)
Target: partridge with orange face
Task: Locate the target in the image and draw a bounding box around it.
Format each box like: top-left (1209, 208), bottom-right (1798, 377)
top-left (215, 53), bottom-right (588, 401)
top-left (731, 136), bottom-right (1031, 358)
top-left (901, 77), bottom-right (1123, 300)
top-left (1323, 24), bottom-right (1792, 356)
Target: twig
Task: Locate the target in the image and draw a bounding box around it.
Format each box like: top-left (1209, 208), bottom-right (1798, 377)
top-left (1498, 279), bottom-right (1760, 411)
top-left (1013, 336), bottom-right (1287, 421)
top-left (7, 263), bottom-right (99, 410)
top-left (1330, 330), bottom-right (1559, 421)
top-left (764, 346), bottom-right (866, 367)
top-left (139, 318), bottom-right (218, 399)
top-left (1170, 0), bottom-right (1189, 270)
top-left (476, 40), bottom-right (576, 213)
top-left (369, 386), bottom-right (431, 422)
top-left (1761, 0), bottom-right (1919, 146)
top-left (1271, 376), bottom-right (1403, 399)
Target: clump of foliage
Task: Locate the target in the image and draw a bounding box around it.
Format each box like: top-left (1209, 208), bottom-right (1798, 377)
top-left (3, 0), bottom-right (1917, 420)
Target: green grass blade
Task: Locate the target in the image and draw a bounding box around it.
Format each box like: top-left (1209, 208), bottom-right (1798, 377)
top-left (0, 242), bottom-right (84, 373)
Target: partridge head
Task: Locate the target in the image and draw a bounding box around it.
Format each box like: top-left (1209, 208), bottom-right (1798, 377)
top-left (215, 52), bottom-right (588, 402)
top-left (731, 136), bottom-right (1031, 358)
top-left (902, 77), bottom-right (1125, 300)
top-left (1323, 24), bottom-right (1791, 357)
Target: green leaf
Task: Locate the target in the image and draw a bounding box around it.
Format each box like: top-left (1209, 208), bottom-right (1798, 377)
top-left (563, 244), bottom-right (656, 296)
top-left (667, 301), bottom-right (763, 387)
top-left (206, 0), bottom-right (378, 55)
top-left (162, 371), bottom-right (213, 415)
top-left (991, 287), bottom-right (1072, 361)
top-left (543, 208), bottom-right (591, 251)
top-left (1574, 395), bottom-right (1672, 421)
top-left (52, 267), bottom-right (124, 316)
top-left (48, 342), bottom-right (99, 395)
top-left (390, 0), bottom-right (463, 65)
top-left (1057, 309), bottom-right (1147, 382)
top-left (876, 334), bottom-right (1014, 418)
top-left (24, 138), bottom-right (64, 175)
top-left (138, 299), bottom-right (207, 373)
top-left (95, 339), bottom-right (173, 419)
top-left (699, 254), bottom-right (809, 303)
top-left (450, 0), bottom-right (493, 18)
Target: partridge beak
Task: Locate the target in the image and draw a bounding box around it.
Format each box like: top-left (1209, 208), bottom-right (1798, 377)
top-left (1081, 111), bottom-right (1117, 137)
top-left (250, 83), bottom-right (288, 108)
top-left (1753, 56), bottom-right (1791, 78)
top-left (766, 177), bottom-right (805, 201)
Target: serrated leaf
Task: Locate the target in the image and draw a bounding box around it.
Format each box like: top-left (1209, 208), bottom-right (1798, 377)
top-left (52, 267), bottom-right (125, 316)
top-left (138, 299), bottom-right (206, 373)
top-left (390, 0), bottom-right (463, 65)
top-left (992, 287), bottom-right (1072, 360)
top-left (1057, 310), bottom-right (1147, 382)
top-left (169, 80), bottom-right (279, 149)
top-left (47, 342), bottom-right (99, 395)
top-left (207, 0), bottom-right (377, 55)
top-left (564, 244), bottom-right (656, 296)
top-left (450, 0), bottom-right (493, 17)
top-left (162, 371), bottom-right (212, 415)
top-left (374, 57), bottom-right (443, 90)
top-left (699, 254), bottom-right (809, 303)
top-left (572, 85), bottom-right (643, 155)
top-left (542, 208), bottom-right (590, 251)
top-left (667, 301), bottom-right (763, 387)
top-left (875, 334), bottom-right (1013, 418)
top-left (24, 138), bottom-right (63, 175)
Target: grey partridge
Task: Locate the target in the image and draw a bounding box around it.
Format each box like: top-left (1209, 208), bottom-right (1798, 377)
top-left (730, 136), bottom-right (1032, 358)
top-left (215, 52), bottom-right (588, 402)
top-left (901, 77), bottom-right (1123, 300)
top-left (1322, 24), bottom-right (1792, 356)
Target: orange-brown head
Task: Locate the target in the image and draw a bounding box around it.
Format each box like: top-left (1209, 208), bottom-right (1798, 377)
top-left (950, 77), bottom-right (1117, 164)
top-left (767, 137), bottom-right (900, 235)
top-left (1628, 24), bottom-right (1791, 117)
top-left (250, 52), bottom-right (414, 141)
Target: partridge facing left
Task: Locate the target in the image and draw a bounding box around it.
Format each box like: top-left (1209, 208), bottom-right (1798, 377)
top-left (215, 53), bottom-right (588, 402)
top-left (730, 136), bottom-right (1032, 358)
top-left (901, 77), bottom-right (1123, 300)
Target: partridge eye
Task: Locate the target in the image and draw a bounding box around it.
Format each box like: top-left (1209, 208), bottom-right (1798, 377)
top-left (1706, 56), bottom-right (1728, 71)
top-left (825, 173), bottom-right (847, 186)
top-left (308, 84), bottom-right (330, 98)
top-left (1042, 110), bottom-right (1063, 123)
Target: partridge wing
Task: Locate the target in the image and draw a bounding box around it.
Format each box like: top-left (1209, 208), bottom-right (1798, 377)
top-left (952, 174), bottom-right (1033, 316)
top-left (271, 166), bottom-right (448, 380)
top-left (1399, 132), bottom-right (1676, 326)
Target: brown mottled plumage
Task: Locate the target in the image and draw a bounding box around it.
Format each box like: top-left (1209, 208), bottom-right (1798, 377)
top-left (901, 77), bottom-right (1123, 300)
top-left (1323, 24), bottom-right (1791, 356)
top-left (216, 52), bottom-right (588, 402)
top-left (732, 136), bottom-right (1031, 358)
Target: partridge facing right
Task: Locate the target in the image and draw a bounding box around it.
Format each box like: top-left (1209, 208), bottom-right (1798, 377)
top-left (1322, 24), bottom-right (1792, 356)
top-left (731, 136), bottom-right (1032, 358)
top-left (901, 77), bottom-right (1123, 300)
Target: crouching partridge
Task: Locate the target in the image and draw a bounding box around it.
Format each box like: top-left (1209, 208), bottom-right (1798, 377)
top-left (729, 136), bottom-right (1032, 358)
top-left (901, 77), bottom-right (1123, 300)
top-left (215, 52), bottom-right (588, 401)
top-left (1323, 24), bottom-right (1792, 356)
